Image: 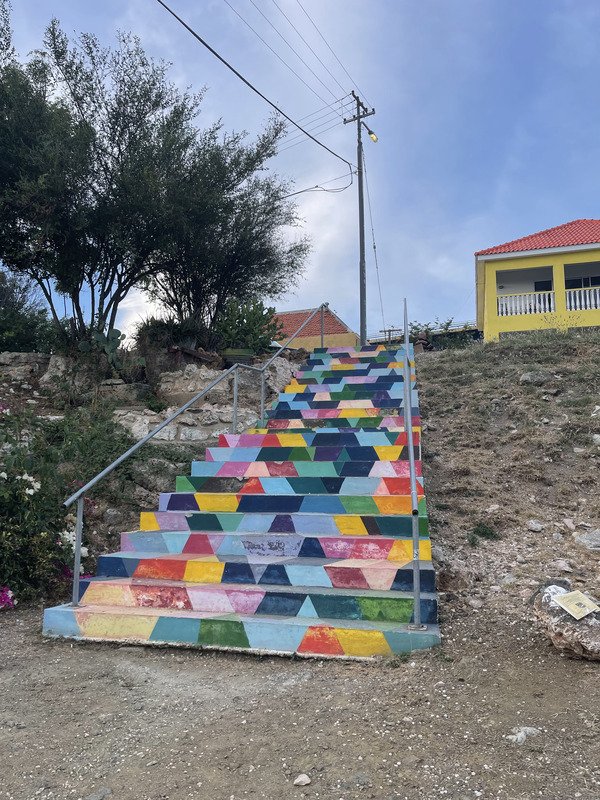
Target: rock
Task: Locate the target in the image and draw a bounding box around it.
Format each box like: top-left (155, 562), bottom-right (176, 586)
top-left (505, 726), bottom-right (541, 745)
top-left (293, 774), bottom-right (311, 786)
top-left (546, 559), bottom-right (573, 573)
top-left (486, 504), bottom-right (500, 513)
top-left (103, 508), bottom-right (123, 526)
top-left (430, 544), bottom-right (446, 564)
top-left (519, 371), bottom-right (550, 386)
top-left (563, 518), bottom-right (576, 531)
top-left (593, 434), bottom-right (600, 445)
top-left (574, 529), bottom-right (600, 550)
top-left (533, 584), bottom-right (600, 660)
top-left (499, 572), bottom-right (516, 586)
top-left (466, 597), bottom-right (484, 609)
top-left (0, 352), bottom-right (51, 381)
top-left (437, 564), bottom-right (474, 592)
top-left (553, 532), bottom-right (564, 541)
top-left (527, 520), bottom-right (544, 532)
top-left (85, 789), bottom-right (112, 800)
top-left (573, 447), bottom-right (586, 454)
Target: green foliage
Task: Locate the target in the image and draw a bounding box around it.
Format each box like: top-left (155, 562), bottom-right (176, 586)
top-left (467, 522), bottom-right (500, 547)
top-left (0, 405), bottom-right (72, 602)
top-left (0, 270), bottom-right (56, 352)
top-left (78, 328), bottom-right (126, 369)
top-left (215, 299), bottom-right (284, 354)
top-left (133, 314), bottom-right (211, 352)
top-left (0, 11), bottom-right (307, 341)
top-left (409, 317), bottom-right (475, 350)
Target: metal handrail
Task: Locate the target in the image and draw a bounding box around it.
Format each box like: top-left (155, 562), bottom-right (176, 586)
top-left (402, 299), bottom-right (426, 631)
top-left (66, 302), bottom-right (329, 606)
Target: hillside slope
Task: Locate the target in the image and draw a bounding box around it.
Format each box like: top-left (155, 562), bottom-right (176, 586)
top-left (417, 331), bottom-right (599, 628)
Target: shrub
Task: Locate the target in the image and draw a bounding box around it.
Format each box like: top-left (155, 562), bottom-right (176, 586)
top-left (215, 299), bottom-right (284, 354)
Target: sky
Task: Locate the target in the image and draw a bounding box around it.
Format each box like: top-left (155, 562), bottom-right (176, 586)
top-left (9, 0), bottom-right (600, 338)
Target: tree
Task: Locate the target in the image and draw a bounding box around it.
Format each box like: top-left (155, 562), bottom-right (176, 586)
top-left (0, 5), bottom-right (307, 341)
top-left (0, 270), bottom-right (55, 351)
top-left (144, 125), bottom-right (310, 330)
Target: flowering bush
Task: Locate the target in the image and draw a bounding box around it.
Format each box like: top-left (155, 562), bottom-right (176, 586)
top-left (0, 586), bottom-right (17, 610)
top-left (0, 406), bottom-right (84, 602)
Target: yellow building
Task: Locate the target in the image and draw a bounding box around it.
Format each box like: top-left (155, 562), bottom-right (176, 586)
top-left (476, 219), bottom-right (600, 341)
top-left (274, 307), bottom-right (360, 351)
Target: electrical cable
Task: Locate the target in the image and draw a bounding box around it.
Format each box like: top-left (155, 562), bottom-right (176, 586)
top-left (362, 150), bottom-right (386, 331)
top-left (223, 0), bottom-right (331, 107)
top-left (296, 94), bottom-right (351, 123)
top-left (279, 113), bottom-right (346, 146)
top-left (156, 0), bottom-right (355, 170)
top-left (278, 104), bottom-right (350, 144)
top-left (277, 119), bottom-right (346, 153)
top-left (269, 0), bottom-right (348, 97)
top-left (295, 0), bottom-right (373, 109)
top-left (282, 169), bottom-right (354, 198)
top-left (245, 0), bottom-right (341, 105)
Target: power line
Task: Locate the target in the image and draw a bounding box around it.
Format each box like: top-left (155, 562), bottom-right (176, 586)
top-left (278, 119), bottom-right (346, 153)
top-left (282, 169), bottom-right (354, 198)
top-left (362, 150), bottom-right (386, 332)
top-left (156, 0), bottom-right (354, 170)
top-left (296, 94), bottom-right (351, 123)
top-left (279, 102), bottom-right (352, 143)
top-left (244, 0), bottom-right (341, 105)
top-left (222, 0), bottom-right (331, 107)
top-left (295, 0), bottom-right (373, 109)
top-left (269, 0), bottom-right (348, 97)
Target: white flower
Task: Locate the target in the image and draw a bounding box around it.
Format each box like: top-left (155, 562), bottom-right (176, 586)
top-left (25, 488), bottom-right (34, 495)
top-left (33, 481), bottom-right (41, 491)
top-left (80, 547), bottom-right (88, 558)
top-left (0, 472), bottom-right (7, 479)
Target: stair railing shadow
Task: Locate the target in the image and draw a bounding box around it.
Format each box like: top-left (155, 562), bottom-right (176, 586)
top-left (63, 303), bottom-right (330, 608)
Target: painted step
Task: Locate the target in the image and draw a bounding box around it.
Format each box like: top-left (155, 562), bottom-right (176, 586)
top-left (43, 604), bottom-right (440, 657)
top-left (96, 552), bottom-right (435, 593)
top-left (78, 577), bottom-right (437, 625)
top-left (266, 408), bottom-right (408, 420)
top-left (263, 417), bottom-right (418, 430)
top-left (284, 383), bottom-right (411, 395)
top-left (276, 390), bottom-right (409, 402)
top-left (158, 491), bottom-right (427, 516)
top-left (205, 444), bottom-right (418, 462)
top-left (190, 460), bottom-right (421, 478)
top-left (272, 399), bottom-right (412, 411)
top-left (175, 475), bottom-right (424, 495)
top-left (290, 376), bottom-right (412, 386)
top-left (121, 530), bottom-right (432, 560)
top-left (138, 510), bottom-right (429, 537)
top-left (305, 355), bottom-right (409, 365)
top-left (215, 431), bottom-right (419, 447)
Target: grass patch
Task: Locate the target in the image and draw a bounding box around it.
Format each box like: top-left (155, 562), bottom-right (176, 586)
top-left (467, 522), bottom-right (500, 547)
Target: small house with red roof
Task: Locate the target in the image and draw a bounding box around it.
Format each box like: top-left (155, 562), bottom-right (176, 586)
top-left (475, 219), bottom-right (600, 340)
top-left (273, 306), bottom-right (359, 351)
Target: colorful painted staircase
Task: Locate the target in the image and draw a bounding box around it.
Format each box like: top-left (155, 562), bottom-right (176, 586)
top-left (43, 346), bottom-right (440, 658)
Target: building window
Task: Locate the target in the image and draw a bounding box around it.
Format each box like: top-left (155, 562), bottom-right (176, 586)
top-left (565, 276), bottom-right (600, 290)
top-left (534, 280), bottom-right (552, 292)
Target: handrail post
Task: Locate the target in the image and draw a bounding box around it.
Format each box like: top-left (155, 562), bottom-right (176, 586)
top-left (321, 305), bottom-right (325, 348)
top-left (403, 298), bottom-right (426, 631)
top-left (233, 366), bottom-right (239, 434)
top-left (260, 370), bottom-right (266, 428)
top-left (70, 496), bottom-right (84, 607)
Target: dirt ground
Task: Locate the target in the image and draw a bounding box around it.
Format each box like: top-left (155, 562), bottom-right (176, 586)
top-left (2, 337), bottom-right (600, 800)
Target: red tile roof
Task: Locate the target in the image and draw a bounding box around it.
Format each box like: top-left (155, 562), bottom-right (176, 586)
top-left (274, 307), bottom-right (355, 340)
top-left (475, 219), bottom-right (600, 256)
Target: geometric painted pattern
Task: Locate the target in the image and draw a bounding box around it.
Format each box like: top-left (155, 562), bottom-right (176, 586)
top-left (43, 345), bottom-right (440, 657)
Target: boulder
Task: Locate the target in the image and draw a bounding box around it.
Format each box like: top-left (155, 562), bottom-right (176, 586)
top-left (0, 352), bottom-right (51, 381)
top-left (532, 584), bottom-right (600, 661)
top-left (519, 371), bottom-right (551, 386)
top-left (574, 529), bottom-right (600, 551)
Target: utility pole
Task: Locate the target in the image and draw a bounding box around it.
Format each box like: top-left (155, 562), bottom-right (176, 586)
top-left (344, 91), bottom-right (376, 346)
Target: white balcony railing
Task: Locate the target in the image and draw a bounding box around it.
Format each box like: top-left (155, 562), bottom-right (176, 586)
top-left (497, 291), bottom-right (555, 317)
top-left (566, 287), bottom-right (600, 311)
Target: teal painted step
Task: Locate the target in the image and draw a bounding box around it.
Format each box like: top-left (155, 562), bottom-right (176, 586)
top-left (174, 475), bottom-right (424, 494)
top-left (120, 529), bottom-right (430, 559)
top-left (77, 577), bottom-right (438, 624)
top-left (96, 552), bottom-right (436, 593)
top-left (140, 510), bottom-right (430, 536)
top-left (158, 491), bottom-right (427, 516)
top-left (43, 604), bottom-right (440, 657)
top-left (190, 460), bottom-right (419, 478)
